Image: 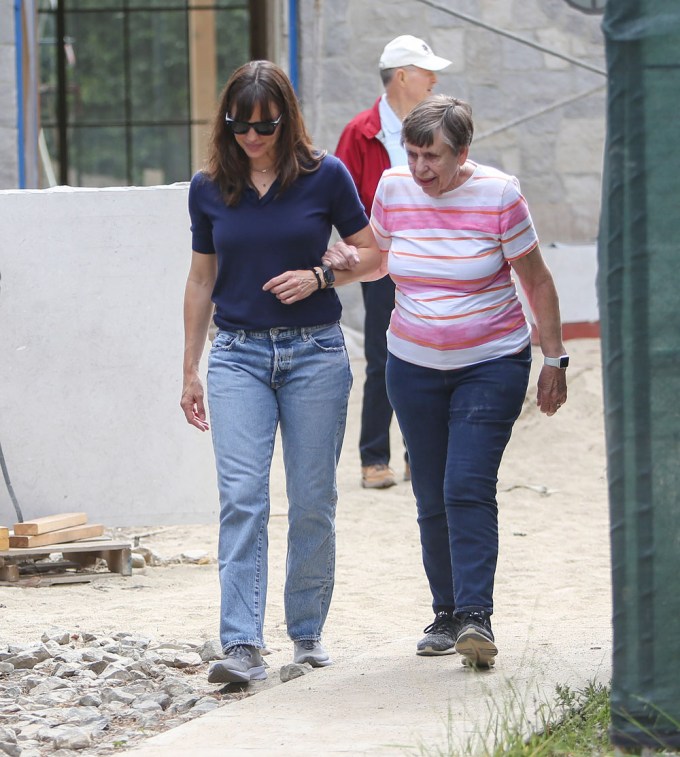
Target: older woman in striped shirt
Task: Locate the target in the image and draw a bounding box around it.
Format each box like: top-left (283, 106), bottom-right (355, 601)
top-left (371, 94), bottom-right (568, 669)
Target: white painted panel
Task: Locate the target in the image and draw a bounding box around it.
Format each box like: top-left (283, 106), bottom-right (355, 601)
top-left (0, 185), bottom-right (218, 526)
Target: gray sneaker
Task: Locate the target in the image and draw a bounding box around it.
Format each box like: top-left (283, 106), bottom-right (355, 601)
top-left (293, 639), bottom-right (332, 667)
top-left (416, 611), bottom-right (460, 656)
top-left (454, 611), bottom-right (497, 669)
top-left (207, 644), bottom-right (267, 683)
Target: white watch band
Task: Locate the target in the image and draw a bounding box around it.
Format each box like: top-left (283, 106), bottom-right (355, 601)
top-left (543, 355), bottom-right (570, 369)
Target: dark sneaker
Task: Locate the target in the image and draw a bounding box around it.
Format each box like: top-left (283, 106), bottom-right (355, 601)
top-left (293, 639), bottom-right (332, 667)
top-left (207, 644), bottom-right (267, 683)
top-left (454, 611), bottom-right (497, 669)
top-left (416, 611), bottom-right (460, 656)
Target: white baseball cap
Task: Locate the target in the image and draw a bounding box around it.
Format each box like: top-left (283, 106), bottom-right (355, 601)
top-left (379, 35), bottom-right (452, 71)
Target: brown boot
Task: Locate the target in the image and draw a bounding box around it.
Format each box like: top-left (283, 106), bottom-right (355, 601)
top-left (361, 464), bottom-right (397, 489)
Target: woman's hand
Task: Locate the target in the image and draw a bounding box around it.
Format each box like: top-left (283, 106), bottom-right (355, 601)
top-left (180, 372), bottom-right (210, 431)
top-left (322, 241), bottom-right (360, 270)
top-left (536, 365), bottom-right (567, 416)
top-left (263, 269), bottom-right (319, 304)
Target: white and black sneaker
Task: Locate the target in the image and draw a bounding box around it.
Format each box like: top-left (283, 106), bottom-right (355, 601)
top-left (454, 610), bottom-right (497, 669)
top-left (416, 611), bottom-right (460, 656)
top-left (207, 644), bottom-right (267, 683)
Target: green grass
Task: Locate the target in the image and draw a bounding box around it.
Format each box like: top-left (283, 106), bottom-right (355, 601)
top-left (497, 681), bottom-right (612, 757)
top-left (408, 681), bottom-right (614, 757)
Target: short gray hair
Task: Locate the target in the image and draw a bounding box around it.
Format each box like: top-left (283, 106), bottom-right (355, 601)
top-left (402, 95), bottom-right (474, 155)
top-left (380, 67), bottom-right (397, 87)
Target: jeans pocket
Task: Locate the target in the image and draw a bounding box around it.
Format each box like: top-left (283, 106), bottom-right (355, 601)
top-left (308, 324), bottom-right (346, 353)
top-left (211, 330), bottom-right (240, 352)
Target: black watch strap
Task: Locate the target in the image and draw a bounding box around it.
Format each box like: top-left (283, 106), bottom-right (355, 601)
top-left (320, 264), bottom-right (335, 288)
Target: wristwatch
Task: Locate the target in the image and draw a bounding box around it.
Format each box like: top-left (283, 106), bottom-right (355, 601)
top-left (543, 355), bottom-right (570, 369)
top-left (320, 264), bottom-right (335, 288)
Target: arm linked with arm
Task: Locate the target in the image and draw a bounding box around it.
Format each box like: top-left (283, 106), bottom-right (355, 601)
top-left (263, 223), bottom-right (381, 304)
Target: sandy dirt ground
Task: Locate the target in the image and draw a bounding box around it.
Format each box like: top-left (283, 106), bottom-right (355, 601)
top-left (1, 339), bottom-right (610, 690)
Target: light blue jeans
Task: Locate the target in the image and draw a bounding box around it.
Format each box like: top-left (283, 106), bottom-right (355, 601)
top-left (207, 322), bottom-right (352, 652)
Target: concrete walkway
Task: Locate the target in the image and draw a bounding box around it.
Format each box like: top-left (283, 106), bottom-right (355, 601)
top-left (125, 633), bottom-right (611, 756)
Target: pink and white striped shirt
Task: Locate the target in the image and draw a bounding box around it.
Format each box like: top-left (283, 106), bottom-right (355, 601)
top-left (370, 161), bottom-right (537, 370)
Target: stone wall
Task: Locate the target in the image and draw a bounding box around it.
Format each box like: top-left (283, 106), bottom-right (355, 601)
top-left (298, 0), bottom-right (606, 245)
top-left (0, 0), bottom-right (18, 189)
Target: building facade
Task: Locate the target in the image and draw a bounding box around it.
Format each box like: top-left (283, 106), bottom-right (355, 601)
top-left (2, 0), bottom-right (605, 243)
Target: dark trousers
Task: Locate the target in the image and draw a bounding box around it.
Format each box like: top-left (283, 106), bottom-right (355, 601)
top-left (386, 346), bottom-right (531, 614)
top-left (359, 277), bottom-right (400, 467)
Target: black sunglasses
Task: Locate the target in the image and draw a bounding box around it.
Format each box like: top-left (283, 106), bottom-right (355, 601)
top-left (225, 114), bottom-right (282, 136)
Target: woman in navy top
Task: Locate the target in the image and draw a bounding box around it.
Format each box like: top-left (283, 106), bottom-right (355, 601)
top-left (181, 60), bottom-right (380, 685)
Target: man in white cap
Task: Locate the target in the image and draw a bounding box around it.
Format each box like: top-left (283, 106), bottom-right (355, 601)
top-left (335, 35), bottom-right (451, 490)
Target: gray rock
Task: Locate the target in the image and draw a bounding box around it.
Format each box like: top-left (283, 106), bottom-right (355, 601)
top-left (85, 660), bottom-right (108, 675)
top-left (80, 649), bottom-right (103, 663)
top-left (180, 549), bottom-right (210, 563)
top-left (41, 629), bottom-right (71, 645)
top-left (190, 697), bottom-right (220, 715)
top-left (5, 646), bottom-right (51, 670)
top-left (162, 680), bottom-right (194, 698)
top-left (161, 652), bottom-right (202, 669)
top-left (280, 662), bottom-right (311, 682)
top-left (138, 691), bottom-right (171, 710)
top-left (16, 748), bottom-right (41, 757)
top-left (38, 724), bottom-right (91, 750)
top-left (78, 692), bottom-right (101, 707)
top-left (198, 639), bottom-right (223, 662)
top-left (32, 689), bottom-right (78, 706)
top-left (52, 663), bottom-right (81, 678)
top-left (60, 706), bottom-right (107, 727)
top-left (100, 687), bottom-right (135, 706)
top-left (131, 699), bottom-right (162, 713)
top-left (130, 553), bottom-right (146, 569)
top-left (0, 631), bottom-right (240, 754)
top-left (99, 664), bottom-right (135, 683)
top-left (166, 694), bottom-right (199, 715)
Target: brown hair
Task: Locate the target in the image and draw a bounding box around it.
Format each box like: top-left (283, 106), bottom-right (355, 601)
top-left (402, 95), bottom-right (474, 155)
top-left (205, 60), bottom-right (325, 206)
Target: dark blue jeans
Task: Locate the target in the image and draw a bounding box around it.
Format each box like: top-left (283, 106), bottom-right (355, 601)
top-left (386, 346), bottom-right (531, 615)
top-left (359, 277), bottom-right (399, 466)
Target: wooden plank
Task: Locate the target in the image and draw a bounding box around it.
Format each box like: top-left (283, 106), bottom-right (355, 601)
top-left (0, 538), bottom-right (131, 558)
top-left (13, 512), bottom-right (88, 536)
top-left (9, 524), bottom-right (104, 549)
top-left (0, 527), bottom-right (8, 551)
top-left (0, 571), bottom-right (113, 587)
top-left (0, 565), bottom-right (19, 581)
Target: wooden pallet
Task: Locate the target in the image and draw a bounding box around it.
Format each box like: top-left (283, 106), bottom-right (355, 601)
top-left (0, 538), bottom-right (132, 586)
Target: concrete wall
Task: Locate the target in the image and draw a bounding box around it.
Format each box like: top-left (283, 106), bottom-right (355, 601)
top-left (0, 0), bottom-right (18, 189)
top-left (0, 185), bottom-right (219, 527)
top-left (299, 0), bottom-right (606, 245)
top-left (0, 186), bottom-right (597, 527)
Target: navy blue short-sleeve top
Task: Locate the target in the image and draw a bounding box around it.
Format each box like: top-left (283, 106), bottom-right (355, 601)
top-left (188, 154), bottom-right (368, 330)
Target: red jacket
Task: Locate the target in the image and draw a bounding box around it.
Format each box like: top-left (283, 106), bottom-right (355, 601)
top-left (335, 98), bottom-right (390, 217)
